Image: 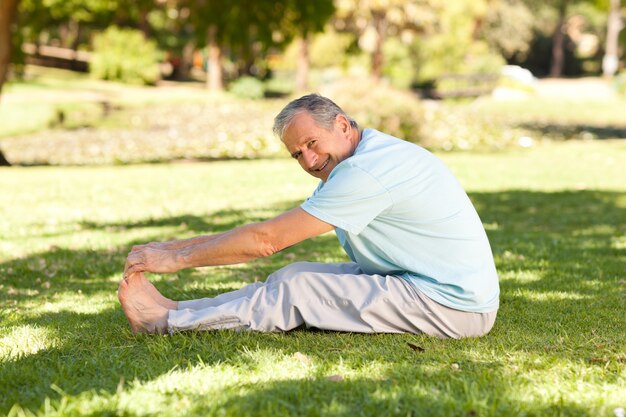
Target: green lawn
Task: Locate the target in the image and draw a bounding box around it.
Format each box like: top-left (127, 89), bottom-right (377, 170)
top-left (1, 139), bottom-right (624, 416)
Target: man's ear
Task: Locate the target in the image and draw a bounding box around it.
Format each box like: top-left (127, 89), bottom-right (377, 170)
top-left (336, 114), bottom-right (350, 135)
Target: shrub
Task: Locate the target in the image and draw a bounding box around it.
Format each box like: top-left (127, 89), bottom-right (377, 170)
top-left (90, 27), bottom-right (161, 85)
top-left (319, 78), bottom-right (516, 151)
top-left (229, 76), bottom-right (265, 100)
top-left (320, 78), bottom-right (423, 143)
top-left (418, 103), bottom-right (517, 151)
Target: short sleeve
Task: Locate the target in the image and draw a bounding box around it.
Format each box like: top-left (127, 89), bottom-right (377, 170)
top-left (300, 163), bottom-right (392, 235)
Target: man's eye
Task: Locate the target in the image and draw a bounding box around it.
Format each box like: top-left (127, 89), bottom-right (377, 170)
top-left (292, 152), bottom-right (302, 159)
top-left (308, 140), bottom-right (317, 147)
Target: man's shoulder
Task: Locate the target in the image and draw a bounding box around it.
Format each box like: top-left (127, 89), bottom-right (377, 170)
top-left (346, 129), bottom-right (432, 173)
top-left (361, 128), bottom-right (414, 147)
top-left (356, 129), bottom-right (427, 159)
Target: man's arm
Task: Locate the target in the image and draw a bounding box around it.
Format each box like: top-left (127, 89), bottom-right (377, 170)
top-left (134, 234), bottom-right (224, 252)
top-left (124, 208), bottom-right (334, 275)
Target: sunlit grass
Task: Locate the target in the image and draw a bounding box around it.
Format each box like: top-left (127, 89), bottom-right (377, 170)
top-left (0, 326), bottom-right (57, 360)
top-left (1, 141), bottom-right (625, 416)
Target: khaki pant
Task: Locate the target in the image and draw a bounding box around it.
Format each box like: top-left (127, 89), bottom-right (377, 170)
top-left (168, 262), bottom-right (497, 338)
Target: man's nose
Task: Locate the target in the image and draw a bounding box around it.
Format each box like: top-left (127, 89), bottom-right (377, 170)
top-left (302, 150), bottom-right (317, 170)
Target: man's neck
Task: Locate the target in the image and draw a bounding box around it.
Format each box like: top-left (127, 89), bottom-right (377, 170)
top-left (351, 128), bottom-right (362, 155)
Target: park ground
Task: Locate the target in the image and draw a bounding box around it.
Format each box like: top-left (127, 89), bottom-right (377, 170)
top-left (0, 69), bottom-right (625, 416)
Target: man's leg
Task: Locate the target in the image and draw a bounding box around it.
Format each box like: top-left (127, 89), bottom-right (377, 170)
top-left (122, 263), bottom-right (496, 337)
top-left (176, 262), bottom-right (359, 310)
top-left (168, 262), bottom-right (496, 337)
top-left (118, 262), bottom-right (356, 332)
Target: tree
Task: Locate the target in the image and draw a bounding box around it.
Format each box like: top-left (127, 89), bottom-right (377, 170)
top-left (0, 0), bottom-right (19, 96)
top-left (282, 0), bottom-right (335, 92)
top-left (412, 0), bottom-right (506, 85)
top-left (185, 0), bottom-right (287, 90)
top-left (18, 0), bottom-right (122, 46)
top-left (550, 0), bottom-right (570, 76)
top-left (0, 0), bottom-right (20, 166)
top-left (483, 0), bottom-right (535, 62)
top-left (525, 0), bottom-right (605, 77)
top-left (334, 0), bottom-right (430, 81)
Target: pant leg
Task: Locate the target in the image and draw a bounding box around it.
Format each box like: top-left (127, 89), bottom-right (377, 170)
top-left (168, 262), bottom-right (497, 338)
top-left (176, 262), bottom-right (360, 311)
top-left (177, 281), bottom-right (265, 311)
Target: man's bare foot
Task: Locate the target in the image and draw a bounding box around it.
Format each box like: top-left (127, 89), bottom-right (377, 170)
top-left (130, 272), bottom-right (178, 310)
top-left (118, 273), bottom-right (169, 334)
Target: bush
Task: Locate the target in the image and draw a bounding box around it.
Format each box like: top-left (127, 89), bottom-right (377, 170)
top-left (319, 78), bottom-right (515, 152)
top-left (320, 78), bottom-right (423, 143)
top-left (419, 103), bottom-right (516, 151)
top-left (229, 76), bottom-right (265, 100)
top-left (90, 27), bottom-right (161, 85)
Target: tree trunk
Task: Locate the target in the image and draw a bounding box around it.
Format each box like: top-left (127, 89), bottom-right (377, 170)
top-left (371, 11), bottom-right (387, 82)
top-left (603, 0), bottom-right (623, 77)
top-left (0, 150), bottom-right (10, 166)
top-left (0, 0), bottom-right (19, 94)
top-left (295, 35), bottom-right (310, 92)
top-left (207, 24), bottom-right (223, 91)
top-left (139, 9), bottom-right (151, 38)
top-left (549, 1), bottom-right (568, 78)
top-left (69, 21), bottom-right (82, 71)
top-left (177, 41), bottom-right (195, 81)
top-left (239, 42), bottom-right (255, 76)
top-left (0, 0), bottom-right (20, 166)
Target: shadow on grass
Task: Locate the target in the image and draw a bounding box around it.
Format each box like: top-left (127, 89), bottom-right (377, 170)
top-left (1, 191), bottom-right (625, 414)
top-left (77, 202), bottom-right (298, 235)
top-left (184, 372), bottom-right (598, 417)
top-left (516, 122), bottom-right (626, 140)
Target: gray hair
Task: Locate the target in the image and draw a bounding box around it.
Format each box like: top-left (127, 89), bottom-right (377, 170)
top-left (272, 94), bottom-right (358, 140)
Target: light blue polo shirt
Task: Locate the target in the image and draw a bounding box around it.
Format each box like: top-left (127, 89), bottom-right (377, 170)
top-left (300, 128), bottom-right (499, 313)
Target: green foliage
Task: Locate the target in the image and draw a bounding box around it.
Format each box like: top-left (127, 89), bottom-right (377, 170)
top-left (482, 0), bottom-right (535, 61)
top-left (382, 38), bottom-right (415, 88)
top-left (186, 0), bottom-right (334, 77)
top-left (412, 2), bottom-right (505, 83)
top-left (320, 78), bottom-right (423, 142)
top-left (267, 27), bottom-right (351, 73)
top-left (90, 26), bottom-right (161, 85)
top-left (282, 0), bottom-right (336, 37)
top-left (229, 76), bottom-right (266, 100)
top-left (309, 29), bottom-right (354, 69)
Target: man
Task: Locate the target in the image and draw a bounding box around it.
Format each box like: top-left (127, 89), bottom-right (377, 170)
top-left (119, 94), bottom-right (499, 338)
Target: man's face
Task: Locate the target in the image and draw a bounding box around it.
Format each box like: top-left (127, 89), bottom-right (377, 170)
top-left (282, 111), bottom-right (355, 182)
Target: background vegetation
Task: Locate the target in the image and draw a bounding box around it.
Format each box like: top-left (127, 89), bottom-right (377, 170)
top-left (3, 0), bottom-right (626, 91)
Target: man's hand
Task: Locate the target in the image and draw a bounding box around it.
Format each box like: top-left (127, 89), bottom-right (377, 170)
top-left (124, 245), bottom-right (182, 276)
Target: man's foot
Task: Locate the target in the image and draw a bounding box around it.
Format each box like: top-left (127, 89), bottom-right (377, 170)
top-left (133, 272), bottom-right (178, 310)
top-left (118, 273), bottom-right (169, 334)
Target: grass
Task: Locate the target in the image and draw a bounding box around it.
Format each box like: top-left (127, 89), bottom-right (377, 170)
top-left (1, 139), bottom-right (625, 416)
